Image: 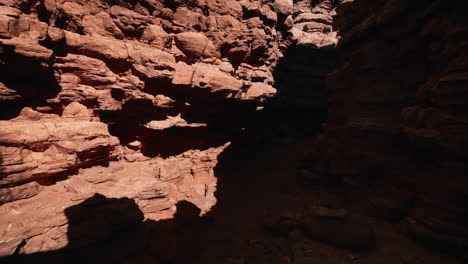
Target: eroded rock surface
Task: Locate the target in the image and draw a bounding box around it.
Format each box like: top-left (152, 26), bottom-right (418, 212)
top-left (0, 144), bottom-right (227, 256)
top-left (0, 0), bottom-right (339, 260)
top-left (3, 0), bottom-right (467, 262)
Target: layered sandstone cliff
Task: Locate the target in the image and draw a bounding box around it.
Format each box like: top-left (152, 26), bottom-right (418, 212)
top-left (0, 0), bottom-right (338, 258)
top-left (3, 0), bottom-right (466, 262)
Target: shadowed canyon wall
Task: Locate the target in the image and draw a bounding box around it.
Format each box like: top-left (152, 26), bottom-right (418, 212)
top-left (308, 0), bottom-right (468, 259)
top-left (1, 0), bottom-right (468, 262)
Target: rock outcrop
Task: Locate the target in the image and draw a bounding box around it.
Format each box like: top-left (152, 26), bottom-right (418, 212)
top-left (2, 0), bottom-right (468, 261)
top-left (0, 0), bottom-right (339, 260)
top-left (0, 144), bottom-right (227, 256)
top-left (0, 105), bottom-right (119, 192)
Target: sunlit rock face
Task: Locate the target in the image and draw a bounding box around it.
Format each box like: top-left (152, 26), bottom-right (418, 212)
top-left (0, 0), bottom-right (338, 258)
top-left (3, 0), bottom-right (468, 261)
top-left (308, 0), bottom-right (468, 259)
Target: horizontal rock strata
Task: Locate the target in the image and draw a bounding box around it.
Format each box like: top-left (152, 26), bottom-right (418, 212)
top-left (0, 0), bottom-right (339, 258)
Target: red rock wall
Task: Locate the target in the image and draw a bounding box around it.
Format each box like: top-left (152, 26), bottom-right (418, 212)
top-left (2, 0), bottom-right (467, 260)
top-left (310, 0), bottom-right (468, 258)
top-left (0, 0), bottom-right (338, 257)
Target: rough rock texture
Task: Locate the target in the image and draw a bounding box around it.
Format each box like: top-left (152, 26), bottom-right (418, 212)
top-left (0, 0), bottom-right (339, 260)
top-left (2, 0), bottom-right (467, 262)
top-left (288, 0), bottom-right (337, 49)
top-left (0, 144), bottom-right (227, 256)
top-left (308, 0), bottom-right (468, 259)
top-left (0, 105), bottom-right (119, 191)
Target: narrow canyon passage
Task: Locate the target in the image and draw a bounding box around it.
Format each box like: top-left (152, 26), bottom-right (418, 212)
top-left (1, 0), bottom-right (468, 263)
top-left (169, 136), bottom-right (463, 264)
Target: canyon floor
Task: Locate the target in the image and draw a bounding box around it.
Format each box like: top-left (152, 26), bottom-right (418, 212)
top-left (4, 132), bottom-right (464, 264)
top-left (154, 134), bottom-right (464, 264)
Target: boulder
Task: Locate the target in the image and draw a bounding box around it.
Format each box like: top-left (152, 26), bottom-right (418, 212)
top-left (174, 32), bottom-right (220, 59)
top-left (273, 0), bottom-right (294, 15)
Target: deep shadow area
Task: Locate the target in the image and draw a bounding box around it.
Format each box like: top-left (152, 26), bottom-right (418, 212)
top-left (139, 126), bottom-right (228, 158)
top-left (2, 194), bottom-right (203, 264)
top-left (272, 45), bottom-right (337, 116)
top-left (1, 138), bottom-right (326, 264)
top-left (2, 38), bottom-right (458, 264)
top-left (230, 44), bottom-right (337, 146)
top-left (96, 43), bottom-right (335, 159)
top-left (2, 43), bottom-right (336, 264)
top-left (2, 131), bottom-right (463, 264)
top-left (0, 41), bottom-right (61, 120)
top-left (1, 42), bottom-right (336, 263)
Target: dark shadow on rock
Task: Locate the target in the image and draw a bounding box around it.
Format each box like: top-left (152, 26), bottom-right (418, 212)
top-left (96, 44), bottom-right (335, 159)
top-left (271, 45), bottom-right (336, 130)
top-left (139, 126), bottom-right (228, 158)
top-left (2, 34), bottom-right (339, 264)
top-left (2, 194), bottom-right (203, 264)
top-left (0, 42), bottom-right (61, 120)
